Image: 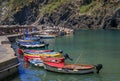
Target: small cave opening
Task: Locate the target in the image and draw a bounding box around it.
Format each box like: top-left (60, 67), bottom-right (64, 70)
top-left (110, 19), bottom-right (118, 27)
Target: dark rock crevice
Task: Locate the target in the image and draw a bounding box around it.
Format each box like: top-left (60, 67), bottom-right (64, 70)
top-left (13, 2), bottom-right (39, 25)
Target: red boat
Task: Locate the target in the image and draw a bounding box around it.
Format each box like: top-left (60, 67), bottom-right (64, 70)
top-left (29, 57), bottom-right (64, 67)
top-left (43, 57), bottom-right (103, 74)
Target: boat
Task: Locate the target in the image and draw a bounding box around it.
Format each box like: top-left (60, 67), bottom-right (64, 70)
top-left (24, 52), bottom-right (63, 62)
top-left (16, 36), bottom-right (40, 43)
top-left (28, 54), bottom-right (71, 67)
top-left (29, 58), bottom-right (44, 67)
top-left (18, 48), bottom-right (54, 55)
top-left (43, 57), bottom-right (103, 74)
top-left (18, 41), bottom-right (48, 48)
top-left (24, 49), bottom-right (54, 54)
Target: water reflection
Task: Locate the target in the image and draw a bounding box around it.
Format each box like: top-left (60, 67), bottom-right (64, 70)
top-left (17, 60), bottom-right (105, 81)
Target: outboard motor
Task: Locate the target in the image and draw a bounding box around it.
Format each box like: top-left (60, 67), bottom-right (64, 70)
top-left (59, 50), bottom-right (63, 53)
top-left (64, 53), bottom-right (73, 61)
top-left (95, 64), bottom-right (103, 74)
top-left (46, 43), bottom-right (49, 46)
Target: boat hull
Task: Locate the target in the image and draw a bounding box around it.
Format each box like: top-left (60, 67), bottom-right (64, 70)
top-left (24, 52), bottom-right (62, 62)
top-left (18, 41), bottom-right (48, 48)
top-left (44, 63), bottom-right (96, 74)
top-left (16, 37), bottom-right (40, 43)
top-left (24, 49), bottom-right (54, 54)
top-left (29, 58), bottom-right (44, 67)
top-left (16, 39), bottom-right (33, 43)
top-left (19, 43), bottom-right (46, 48)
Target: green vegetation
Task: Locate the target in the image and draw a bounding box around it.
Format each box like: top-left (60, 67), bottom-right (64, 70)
top-left (41, 0), bottom-right (71, 15)
top-left (0, 0), bottom-right (34, 20)
top-left (0, 0), bottom-right (120, 24)
top-left (9, 0), bottom-right (32, 12)
top-left (80, 1), bottom-right (99, 13)
top-left (79, 1), bottom-right (120, 16)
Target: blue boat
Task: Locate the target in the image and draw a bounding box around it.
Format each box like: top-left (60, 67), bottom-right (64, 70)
top-left (18, 41), bottom-right (48, 48)
top-left (29, 58), bottom-right (43, 67)
top-left (16, 36), bottom-right (40, 43)
top-left (22, 36), bottom-right (39, 41)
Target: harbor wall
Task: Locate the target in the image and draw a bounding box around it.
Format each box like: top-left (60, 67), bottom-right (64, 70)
top-left (0, 36), bottom-right (19, 80)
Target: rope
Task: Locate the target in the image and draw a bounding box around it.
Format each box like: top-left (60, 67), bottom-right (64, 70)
top-left (74, 54), bottom-right (81, 64)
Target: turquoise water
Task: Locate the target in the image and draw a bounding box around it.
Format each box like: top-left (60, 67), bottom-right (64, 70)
top-left (11, 30), bottom-right (120, 81)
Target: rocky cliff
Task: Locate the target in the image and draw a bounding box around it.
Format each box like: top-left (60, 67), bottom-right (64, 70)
top-left (0, 0), bottom-right (120, 29)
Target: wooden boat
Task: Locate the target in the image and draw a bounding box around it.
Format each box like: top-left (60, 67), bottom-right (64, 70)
top-left (24, 52), bottom-right (63, 62)
top-left (28, 53), bottom-right (72, 67)
top-left (24, 49), bottom-right (54, 54)
top-left (24, 52), bottom-right (62, 57)
top-left (18, 48), bottom-right (54, 55)
top-left (29, 58), bottom-right (44, 67)
top-left (16, 36), bottom-right (40, 43)
top-left (28, 56), bottom-right (66, 67)
top-left (43, 57), bottom-right (103, 74)
top-left (28, 54), bottom-right (71, 67)
top-left (18, 41), bottom-right (48, 48)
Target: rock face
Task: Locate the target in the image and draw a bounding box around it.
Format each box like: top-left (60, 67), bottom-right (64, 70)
top-left (102, 8), bottom-right (120, 29)
top-left (0, 0), bottom-right (120, 29)
top-left (14, 3), bottom-right (39, 25)
top-left (38, 1), bottom-right (120, 29)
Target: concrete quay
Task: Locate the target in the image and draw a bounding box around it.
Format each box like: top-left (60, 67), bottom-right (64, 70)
top-left (0, 36), bottom-right (19, 80)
